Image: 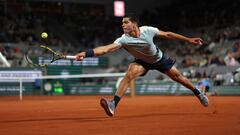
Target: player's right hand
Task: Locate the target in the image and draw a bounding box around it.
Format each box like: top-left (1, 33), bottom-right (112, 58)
top-left (75, 52), bottom-right (85, 61)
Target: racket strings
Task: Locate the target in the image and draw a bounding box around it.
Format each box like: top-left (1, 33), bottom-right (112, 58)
top-left (25, 45), bottom-right (57, 67)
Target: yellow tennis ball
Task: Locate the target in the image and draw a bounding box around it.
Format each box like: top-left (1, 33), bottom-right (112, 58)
top-left (41, 32), bottom-right (48, 39)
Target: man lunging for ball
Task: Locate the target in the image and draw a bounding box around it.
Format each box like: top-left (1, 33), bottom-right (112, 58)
top-left (75, 14), bottom-right (209, 117)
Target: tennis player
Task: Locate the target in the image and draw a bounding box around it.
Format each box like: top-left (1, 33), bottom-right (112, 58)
top-left (75, 14), bottom-right (209, 117)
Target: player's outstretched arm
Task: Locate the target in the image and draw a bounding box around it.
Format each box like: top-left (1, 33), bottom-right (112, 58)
top-left (158, 31), bottom-right (203, 45)
top-left (75, 43), bottom-right (121, 61)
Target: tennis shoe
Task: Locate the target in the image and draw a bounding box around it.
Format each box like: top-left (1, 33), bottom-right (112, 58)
top-left (100, 98), bottom-right (115, 117)
top-left (197, 93), bottom-right (209, 107)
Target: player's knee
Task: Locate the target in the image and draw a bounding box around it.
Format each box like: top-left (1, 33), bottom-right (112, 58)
top-left (125, 72), bottom-right (135, 81)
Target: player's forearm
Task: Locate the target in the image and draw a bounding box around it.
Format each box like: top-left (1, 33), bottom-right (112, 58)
top-left (164, 32), bottom-right (190, 42)
top-left (93, 44), bottom-right (120, 57)
top-left (93, 46), bottom-right (109, 56)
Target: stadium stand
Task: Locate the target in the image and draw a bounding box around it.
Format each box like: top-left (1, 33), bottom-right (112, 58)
top-left (0, 0), bottom-right (240, 95)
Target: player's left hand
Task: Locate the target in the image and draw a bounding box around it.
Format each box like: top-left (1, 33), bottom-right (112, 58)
top-left (188, 38), bottom-right (203, 45)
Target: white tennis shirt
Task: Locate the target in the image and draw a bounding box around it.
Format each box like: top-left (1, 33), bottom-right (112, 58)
top-left (114, 26), bottom-right (163, 64)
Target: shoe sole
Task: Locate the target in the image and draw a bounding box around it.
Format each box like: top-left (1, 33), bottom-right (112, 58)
top-left (100, 98), bottom-right (113, 117)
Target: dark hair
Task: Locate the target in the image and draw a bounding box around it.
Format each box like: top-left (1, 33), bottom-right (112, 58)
top-left (123, 13), bottom-right (140, 25)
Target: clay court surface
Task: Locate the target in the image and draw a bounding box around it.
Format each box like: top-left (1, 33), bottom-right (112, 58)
top-left (0, 96), bottom-right (239, 135)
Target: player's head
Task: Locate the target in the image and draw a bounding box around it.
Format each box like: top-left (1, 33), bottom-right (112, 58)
top-left (122, 13), bottom-right (140, 34)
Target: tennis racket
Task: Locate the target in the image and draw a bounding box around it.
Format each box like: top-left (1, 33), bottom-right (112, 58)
top-left (25, 45), bottom-right (76, 67)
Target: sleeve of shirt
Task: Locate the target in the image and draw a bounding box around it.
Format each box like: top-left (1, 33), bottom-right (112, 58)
top-left (114, 37), bottom-right (124, 46)
top-left (147, 26), bottom-right (161, 37)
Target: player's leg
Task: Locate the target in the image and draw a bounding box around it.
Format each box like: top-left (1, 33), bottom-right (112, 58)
top-left (115, 62), bottom-right (146, 98)
top-left (100, 62), bottom-right (146, 117)
top-left (165, 66), bottom-right (209, 107)
top-left (165, 66), bottom-right (195, 90)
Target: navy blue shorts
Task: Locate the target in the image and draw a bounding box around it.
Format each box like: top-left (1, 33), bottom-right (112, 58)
top-left (134, 53), bottom-right (176, 76)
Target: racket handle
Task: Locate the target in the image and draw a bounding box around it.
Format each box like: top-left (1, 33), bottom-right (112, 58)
top-left (65, 55), bottom-right (76, 60)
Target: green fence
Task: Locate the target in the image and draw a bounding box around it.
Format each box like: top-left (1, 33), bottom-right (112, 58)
top-left (1, 67), bottom-right (240, 96)
top-left (0, 66), bottom-right (82, 96)
top-left (47, 82), bottom-right (239, 96)
top-left (1, 81), bottom-right (240, 96)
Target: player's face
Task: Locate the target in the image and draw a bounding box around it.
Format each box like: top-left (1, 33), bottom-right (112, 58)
top-left (122, 17), bottom-right (136, 34)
